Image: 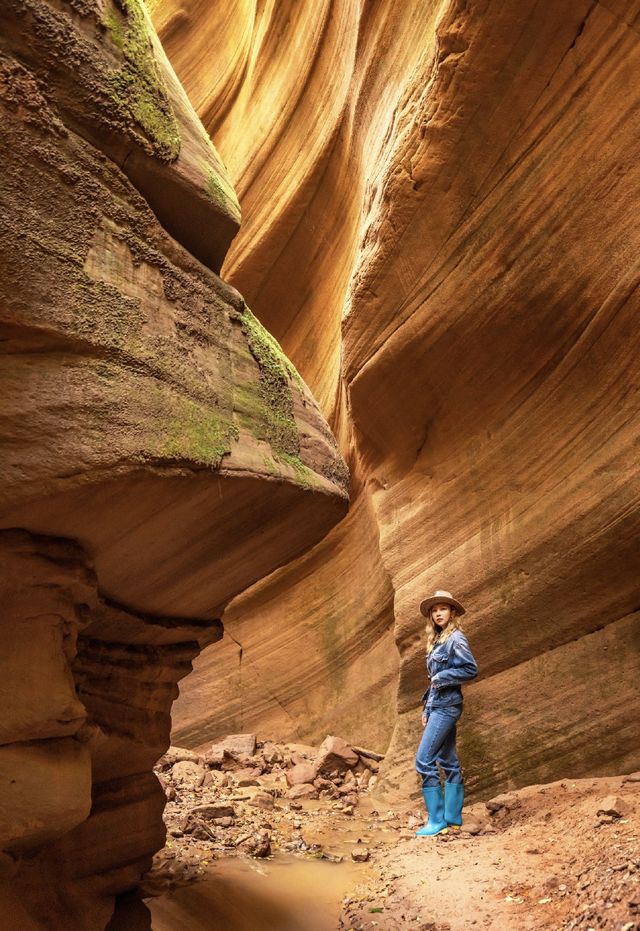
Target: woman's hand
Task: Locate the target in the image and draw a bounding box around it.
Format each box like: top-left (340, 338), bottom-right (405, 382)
top-left (421, 712), bottom-right (427, 727)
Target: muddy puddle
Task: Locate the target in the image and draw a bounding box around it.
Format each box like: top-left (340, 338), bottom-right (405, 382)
top-left (149, 853), bottom-right (372, 931)
top-left (149, 739), bottom-right (403, 929)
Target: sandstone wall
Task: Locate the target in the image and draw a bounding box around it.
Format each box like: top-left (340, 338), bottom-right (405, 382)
top-left (154, 0), bottom-right (640, 797)
top-left (171, 491), bottom-right (397, 754)
top-left (0, 2), bottom-right (347, 927)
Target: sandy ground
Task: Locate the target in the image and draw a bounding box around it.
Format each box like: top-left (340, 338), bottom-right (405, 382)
top-left (339, 774), bottom-right (639, 931)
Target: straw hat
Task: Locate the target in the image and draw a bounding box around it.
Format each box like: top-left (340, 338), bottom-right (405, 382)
top-left (420, 590), bottom-right (466, 618)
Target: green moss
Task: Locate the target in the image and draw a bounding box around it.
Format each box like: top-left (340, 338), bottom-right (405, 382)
top-left (154, 396), bottom-right (239, 467)
top-left (275, 452), bottom-right (317, 489)
top-left (234, 305), bottom-right (302, 459)
top-left (261, 454), bottom-right (278, 475)
top-left (205, 167), bottom-right (231, 210)
top-left (103, 10), bottom-right (125, 49)
top-left (200, 154), bottom-right (241, 221)
top-left (103, 0), bottom-right (180, 161)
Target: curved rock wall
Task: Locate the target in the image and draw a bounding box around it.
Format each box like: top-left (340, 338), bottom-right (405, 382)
top-left (171, 491), bottom-right (397, 754)
top-left (154, 0), bottom-right (640, 799)
top-left (0, 2), bottom-right (347, 927)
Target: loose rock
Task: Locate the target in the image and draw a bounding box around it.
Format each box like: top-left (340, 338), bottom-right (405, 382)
top-left (248, 792), bottom-right (275, 810)
top-left (351, 848), bottom-right (370, 862)
top-left (596, 797), bottom-right (629, 819)
top-left (287, 763), bottom-right (318, 786)
top-left (171, 761), bottom-right (206, 789)
top-left (287, 783), bottom-right (319, 800)
top-left (316, 735), bottom-right (359, 774)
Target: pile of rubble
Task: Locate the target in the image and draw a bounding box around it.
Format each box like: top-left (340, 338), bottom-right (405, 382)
top-left (143, 734), bottom-right (384, 892)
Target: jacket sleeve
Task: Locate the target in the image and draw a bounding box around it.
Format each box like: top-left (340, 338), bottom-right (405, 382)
top-left (430, 632), bottom-right (478, 688)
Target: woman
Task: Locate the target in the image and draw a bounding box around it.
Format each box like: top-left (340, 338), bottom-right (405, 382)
top-left (415, 590), bottom-right (478, 837)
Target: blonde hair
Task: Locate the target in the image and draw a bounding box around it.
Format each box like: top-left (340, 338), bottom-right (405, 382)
top-left (425, 606), bottom-right (465, 654)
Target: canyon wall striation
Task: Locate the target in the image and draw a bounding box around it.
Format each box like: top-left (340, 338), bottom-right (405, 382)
top-left (2, 2), bottom-right (639, 924)
top-left (154, 0), bottom-right (640, 798)
top-left (0, 1), bottom-right (347, 927)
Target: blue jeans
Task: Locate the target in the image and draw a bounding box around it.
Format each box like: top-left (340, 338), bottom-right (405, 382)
top-left (415, 706), bottom-right (463, 788)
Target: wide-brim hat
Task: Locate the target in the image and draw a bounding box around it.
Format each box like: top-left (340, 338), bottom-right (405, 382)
top-left (420, 590), bottom-right (466, 618)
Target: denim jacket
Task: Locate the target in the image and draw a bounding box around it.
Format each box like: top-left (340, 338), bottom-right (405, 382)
top-left (421, 629), bottom-right (478, 714)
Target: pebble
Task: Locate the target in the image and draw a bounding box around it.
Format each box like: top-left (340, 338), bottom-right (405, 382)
top-left (351, 848), bottom-right (370, 863)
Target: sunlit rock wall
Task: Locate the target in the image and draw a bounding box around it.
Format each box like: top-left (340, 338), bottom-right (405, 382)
top-left (0, 1), bottom-right (347, 927)
top-left (154, 0), bottom-right (640, 797)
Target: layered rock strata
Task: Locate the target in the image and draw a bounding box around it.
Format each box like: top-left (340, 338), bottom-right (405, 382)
top-left (154, 0), bottom-right (640, 797)
top-left (0, 2), bottom-right (347, 928)
top-left (0, 530), bottom-right (223, 931)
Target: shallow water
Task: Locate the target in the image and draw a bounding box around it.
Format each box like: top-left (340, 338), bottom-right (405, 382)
top-left (149, 853), bottom-right (370, 931)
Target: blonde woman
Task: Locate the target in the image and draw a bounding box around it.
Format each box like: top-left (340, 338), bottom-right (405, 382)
top-left (415, 590), bottom-right (478, 837)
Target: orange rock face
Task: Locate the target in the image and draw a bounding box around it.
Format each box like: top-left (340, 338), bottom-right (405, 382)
top-left (0, 1), bottom-right (347, 927)
top-left (171, 492), bottom-right (397, 754)
top-left (3, 0), bottom-right (640, 921)
top-left (154, 0), bottom-right (640, 802)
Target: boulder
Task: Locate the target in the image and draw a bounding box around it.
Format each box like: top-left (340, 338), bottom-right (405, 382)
top-left (158, 747), bottom-right (201, 770)
top-left (190, 803), bottom-right (235, 820)
top-left (351, 848), bottom-right (370, 862)
top-left (316, 736), bottom-right (359, 775)
top-left (287, 783), bottom-right (319, 800)
top-left (485, 793), bottom-right (521, 813)
top-left (181, 818), bottom-right (216, 841)
top-left (140, 848), bottom-right (204, 897)
top-left (357, 770), bottom-right (372, 789)
top-left (233, 766), bottom-right (264, 781)
top-left (216, 734), bottom-right (257, 757)
top-left (244, 830), bottom-right (271, 858)
top-left (204, 747), bottom-right (226, 768)
top-left (221, 752), bottom-right (254, 772)
top-left (236, 776), bottom-right (261, 787)
top-left (286, 763), bottom-right (318, 787)
top-left (596, 797), bottom-right (629, 819)
top-left (248, 792), bottom-right (275, 810)
top-left (170, 761), bottom-right (205, 789)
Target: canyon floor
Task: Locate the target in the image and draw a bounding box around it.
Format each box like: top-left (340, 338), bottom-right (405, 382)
top-left (144, 738), bottom-right (639, 931)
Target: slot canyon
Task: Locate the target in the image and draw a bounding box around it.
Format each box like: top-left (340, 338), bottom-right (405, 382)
top-left (0, 0), bottom-right (639, 929)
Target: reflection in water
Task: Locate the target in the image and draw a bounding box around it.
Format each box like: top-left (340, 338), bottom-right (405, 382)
top-left (149, 854), bottom-right (368, 931)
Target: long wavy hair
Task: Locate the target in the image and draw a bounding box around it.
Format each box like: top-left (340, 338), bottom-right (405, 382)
top-left (425, 606), bottom-right (465, 654)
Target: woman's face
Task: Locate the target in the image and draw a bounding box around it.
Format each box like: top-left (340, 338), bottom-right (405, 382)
top-left (431, 603), bottom-right (453, 628)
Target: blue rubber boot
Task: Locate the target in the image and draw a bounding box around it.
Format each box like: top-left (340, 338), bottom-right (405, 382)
top-left (444, 782), bottom-right (464, 829)
top-left (415, 786), bottom-right (448, 836)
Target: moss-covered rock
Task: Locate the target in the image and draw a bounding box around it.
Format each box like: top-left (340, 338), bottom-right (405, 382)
top-left (103, 0), bottom-right (180, 160)
top-left (233, 303), bottom-right (301, 460)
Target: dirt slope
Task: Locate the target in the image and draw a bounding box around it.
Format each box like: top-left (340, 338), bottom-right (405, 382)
top-left (341, 774), bottom-right (639, 931)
